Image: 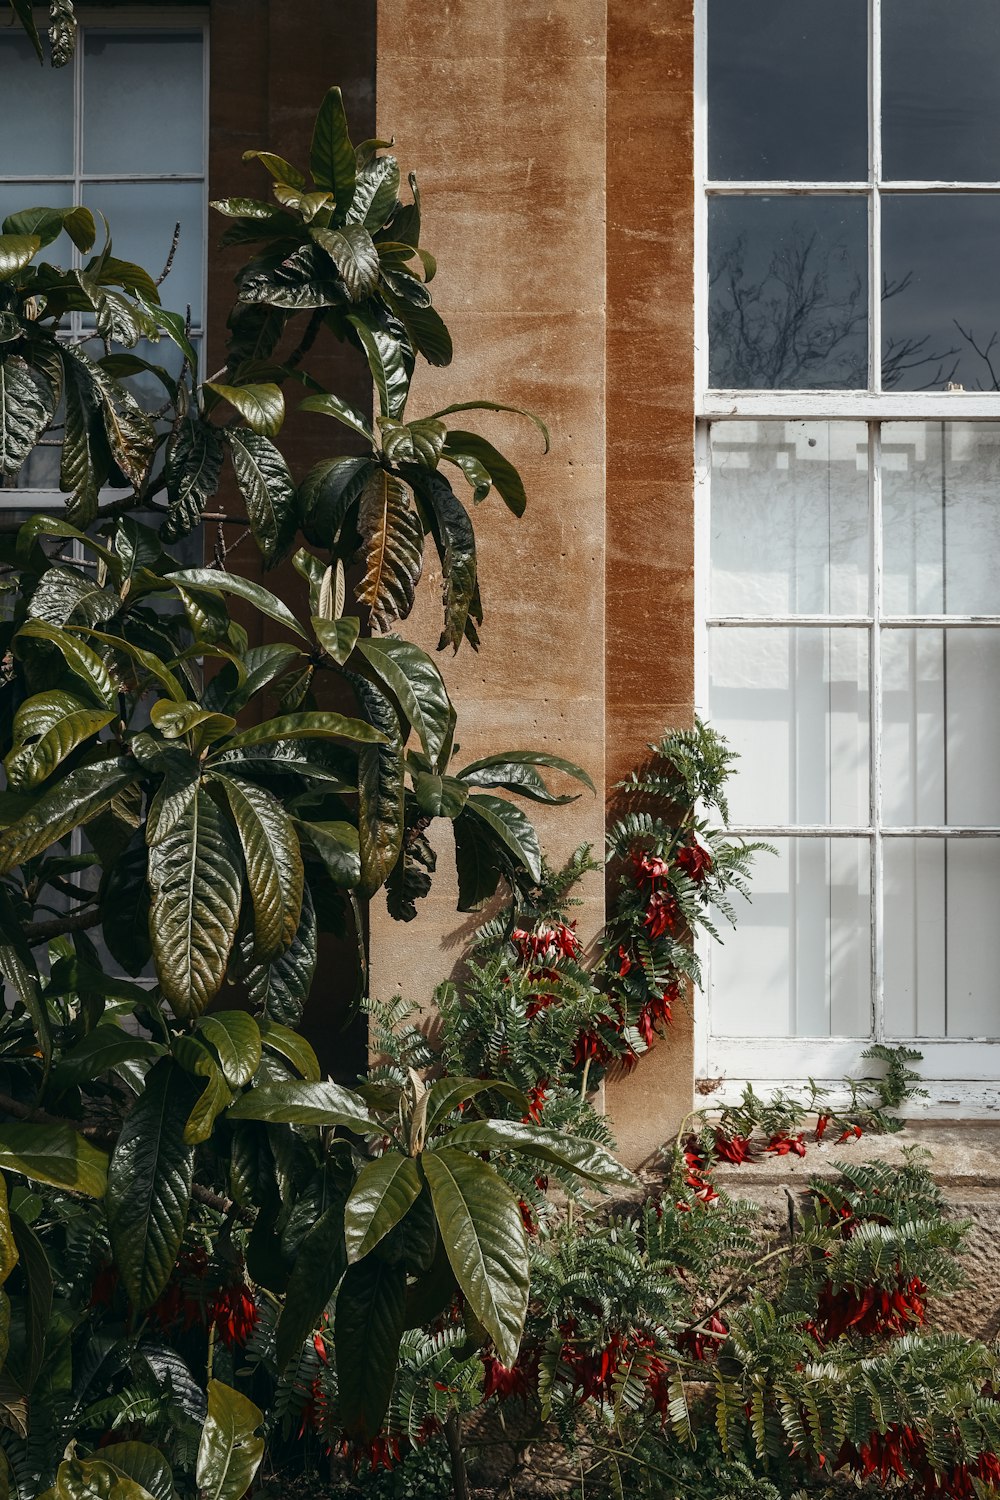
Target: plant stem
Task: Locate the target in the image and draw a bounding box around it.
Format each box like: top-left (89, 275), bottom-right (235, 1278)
top-left (444, 1410), bottom-right (471, 1500)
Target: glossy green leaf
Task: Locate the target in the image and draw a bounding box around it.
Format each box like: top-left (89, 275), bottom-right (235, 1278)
top-left (442, 1120), bottom-right (637, 1188)
top-left (206, 381), bottom-right (284, 437)
top-left (226, 1080), bottom-right (372, 1130)
top-left (228, 427), bottom-right (297, 567)
top-left (10, 1209), bottom-right (51, 1390)
top-left (0, 758), bottom-right (137, 874)
top-left (4, 690), bottom-right (114, 790)
top-left (0, 235), bottom-right (40, 281)
top-left (404, 466), bottom-right (476, 651)
top-left (91, 1446), bottom-right (173, 1500)
top-left (309, 86), bottom-right (356, 218)
top-left (222, 709), bottom-right (385, 752)
top-left (150, 699), bottom-right (236, 746)
top-left (215, 774), bottom-right (303, 959)
top-left (162, 418), bottom-right (226, 540)
top-left (147, 785), bottom-right (243, 1018)
top-left (348, 673), bottom-right (405, 897)
top-left (465, 792), bottom-right (542, 883)
top-left (381, 417), bottom-right (446, 469)
top-left (197, 1012), bottom-right (263, 1090)
top-left (0, 1179), bottom-right (18, 1292)
top-left (420, 1147), bottom-right (528, 1367)
top-left (384, 292), bottom-right (452, 368)
top-left (0, 356), bottom-right (55, 477)
top-left (106, 1060), bottom-right (196, 1309)
top-left (458, 748), bottom-right (595, 799)
top-left (335, 1256), bottom-right (406, 1438)
top-left (166, 569), bottom-right (307, 640)
top-left (242, 885), bottom-right (318, 1027)
top-left (50, 1027), bottom-right (164, 1094)
top-left (312, 224), bottom-right (379, 301)
top-left (0, 1124), bottom-right (107, 1197)
top-left (312, 614), bottom-right (360, 665)
top-left (0, 886), bottom-right (51, 1072)
top-left (259, 1017), bottom-right (321, 1081)
top-left (348, 152), bottom-right (401, 232)
top-left (298, 392), bottom-right (374, 443)
top-left (344, 1155), bottom-right (423, 1263)
top-left (16, 619), bottom-right (117, 712)
top-left (423, 1078), bottom-right (531, 1134)
top-left (80, 629), bottom-right (188, 703)
top-left (428, 400), bottom-right (550, 454)
top-left (346, 313), bottom-right (410, 420)
top-left (196, 1380), bottom-right (264, 1500)
top-left (412, 771), bottom-right (468, 819)
top-left (274, 1194), bottom-right (347, 1371)
top-left (356, 636), bottom-right (453, 770)
top-left (299, 455), bottom-right (377, 551)
top-left (442, 430), bottom-right (528, 517)
top-left (51, 1458), bottom-right (158, 1500)
top-left (357, 469), bottom-right (424, 630)
top-left (242, 150), bottom-right (308, 189)
top-left (172, 1034), bottom-right (234, 1146)
top-left (299, 819), bottom-right (361, 888)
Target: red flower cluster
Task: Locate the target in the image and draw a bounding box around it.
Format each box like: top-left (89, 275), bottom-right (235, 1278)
top-left (482, 1344), bottom-right (540, 1401)
top-left (644, 889), bottom-right (681, 940)
top-left (676, 840), bottom-right (713, 885)
top-left (631, 850), bottom-right (670, 885)
top-left (765, 1132), bottom-right (807, 1157)
top-left (636, 982), bottom-right (678, 1048)
top-left (680, 1141), bottom-right (719, 1206)
top-left (571, 1024), bottom-right (616, 1067)
top-left (523, 1082), bottom-right (548, 1123)
top-left (209, 1281), bottom-right (259, 1349)
top-left (807, 1274), bottom-right (927, 1344)
top-left (676, 1313), bottom-right (728, 1362)
top-left (511, 923), bottom-right (581, 965)
top-left (713, 1130), bottom-right (753, 1165)
top-left (836, 1425), bottom-right (1000, 1495)
top-left (148, 1246), bottom-right (258, 1348)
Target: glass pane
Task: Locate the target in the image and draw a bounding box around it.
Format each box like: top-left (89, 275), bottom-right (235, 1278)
top-left (882, 629), bottom-right (1000, 828)
top-left (83, 183), bottom-right (204, 324)
top-left (83, 32), bottom-right (204, 175)
top-left (0, 185), bottom-right (76, 265)
top-left (882, 196), bottom-right (1000, 392)
top-left (710, 421), bottom-right (869, 616)
top-left (708, 0), bottom-right (867, 181)
top-left (0, 34), bottom-right (74, 175)
top-left (709, 628), bottom-right (870, 826)
top-left (711, 837), bottom-right (871, 1037)
top-left (883, 0), bottom-right (1000, 182)
top-left (885, 838), bottom-right (1000, 1038)
top-left (882, 423), bottom-right (1000, 615)
top-left (709, 197), bottom-right (868, 389)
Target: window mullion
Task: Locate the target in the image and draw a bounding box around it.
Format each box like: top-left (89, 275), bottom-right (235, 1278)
top-left (870, 0), bottom-right (882, 392)
top-left (871, 421), bottom-right (885, 1045)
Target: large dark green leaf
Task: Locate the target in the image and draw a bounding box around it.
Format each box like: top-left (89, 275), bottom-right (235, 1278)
top-left (441, 1120), bottom-right (637, 1189)
top-left (274, 1194), bottom-right (347, 1371)
top-left (50, 1027), bottom-right (164, 1094)
top-left (0, 1124), bottom-right (107, 1197)
top-left (299, 455), bottom-right (376, 548)
top-left (442, 430), bottom-right (528, 517)
top-left (220, 709), bottom-right (385, 751)
top-left (299, 820), bottom-right (361, 888)
top-left (381, 417), bottom-right (446, 469)
top-left (311, 225), bottom-right (379, 302)
top-left (172, 1034), bottom-right (234, 1146)
top-left (0, 356), bottom-right (54, 478)
top-left (196, 1380), bottom-right (264, 1500)
top-left (344, 1155), bottom-right (423, 1263)
top-left (64, 345), bottom-right (155, 491)
top-left (356, 469), bottom-right (424, 630)
top-left (383, 292), bottom-right (452, 368)
top-left (428, 400), bottom-right (550, 454)
top-left (465, 793), bottom-right (543, 884)
top-left (27, 565), bottom-right (119, 629)
top-left (106, 1060), bottom-right (196, 1310)
top-left (0, 886), bottom-right (51, 1072)
top-left (452, 804), bottom-right (504, 912)
top-left (0, 234), bottom-right (40, 280)
top-left (309, 86), bottom-right (356, 219)
top-left (91, 1446), bottom-right (172, 1500)
top-left (298, 393), bottom-right (374, 444)
top-left (348, 153), bottom-right (401, 233)
top-left (355, 637), bottom-right (453, 770)
top-left (59, 347), bottom-right (105, 526)
top-left (242, 150), bottom-right (307, 189)
top-left (457, 748), bottom-right (595, 803)
top-left (9, 1210), bottom-right (51, 1390)
top-left (197, 1012), bottom-right (262, 1091)
top-left (259, 1016), bottom-right (320, 1080)
top-left (412, 771), bottom-right (467, 819)
top-left (349, 673), bottom-right (404, 897)
top-left (346, 313), bottom-right (410, 420)
top-left (146, 785), bottom-right (243, 1018)
top-left (334, 1256), bottom-right (406, 1438)
top-left (16, 619), bottom-right (117, 711)
top-left (0, 759), bottom-right (137, 874)
top-left (313, 614), bottom-right (360, 666)
top-left (206, 381), bottom-right (284, 437)
top-left (242, 884), bottom-right (318, 1026)
top-left (403, 466), bottom-right (476, 651)
top-left (215, 774), bottom-right (303, 959)
top-left (420, 1147), bottom-right (528, 1367)
top-left (228, 427), bottom-right (297, 567)
top-left (163, 420), bottom-right (225, 540)
top-left (423, 1078), bottom-right (531, 1134)
top-left (166, 569), bottom-right (307, 640)
top-left (4, 690), bottom-right (114, 790)
top-left (225, 1080), bottom-right (372, 1130)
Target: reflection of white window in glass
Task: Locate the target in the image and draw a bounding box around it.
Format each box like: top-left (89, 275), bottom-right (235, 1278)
top-left (697, 2), bottom-right (1000, 1110)
top-left (0, 13), bottom-right (207, 499)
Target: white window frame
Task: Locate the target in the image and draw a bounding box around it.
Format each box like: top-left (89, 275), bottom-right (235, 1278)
top-left (694, 0), bottom-right (1000, 1116)
top-left (0, 6), bottom-right (210, 510)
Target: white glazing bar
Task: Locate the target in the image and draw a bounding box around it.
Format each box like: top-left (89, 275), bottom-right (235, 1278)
top-left (693, 419), bottom-right (712, 1079)
top-left (700, 392), bottom-right (1000, 419)
top-left (871, 0), bottom-right (882, 394)
top-left (706, 182), bottom-right (871, 195)
top-left (728, 826), bottom-right (1000, 839)
top-left (708, 615), bottom-right (1000, 627)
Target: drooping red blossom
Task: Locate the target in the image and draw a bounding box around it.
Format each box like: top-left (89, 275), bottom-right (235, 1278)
top-left (617, 944), bottom-right (633, 976)
top-left (517, 1198), bottom-right (538, 1236)
top-left (765, 1132), bottom-right (807, 1158)
top-left (482, 1343), bottom-right (540, 1401)
top-left (523, 1082), bottom-right (548, 1122)
top-left (631, 849), bottom-right (670, 885)
top-left (636, 983), bottom-right (677, 1047)
top-left (676, 841), bottom-right (713, 885)
top-left (834, 1424), bottom-right (1000, 1495)
top-left (713, 1130), bottom-right (753, 1165)
top-left (511, 922), bottom-right (581, 965)
top-left (208, 1281), bottom-right (259, 1349)
top-left (572, 1024), bottom-right (615, 1067)
top-left (644, 890), bottom-right (682, 940)
top-left (806, 1273), bottom-right (927, 1344)
top-left (837, 1122), bottom-right (864, 1143)
top-left (815, 1113), bottom-right (830, 1141)
top-left (677, 1313), bottom-right (728, 1362)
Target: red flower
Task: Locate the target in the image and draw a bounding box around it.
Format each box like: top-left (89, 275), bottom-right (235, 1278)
top-left (815, 1114), bottom-right (830, 1141)
top-left (636, 984), bottom-right (676, 1047)
top-left (572, 1025), bottom-right (615, 1067)
top-left (837, 1123), bottom-right (864, 1143)
top-left (617, 944), bottom-right (633, 977)
top-left (713, 1131), bottom-right (753, 1165)
top-left (644, 890), bottom-right (681, 940)
top-left (517, 1198), bottom-right (538, 1236)
top-left (631, 849), bottom-right (670, 885)
top-left (676, 841), bottom-right (713, 885)
top-left (208, 1282), bottom-right (258, 1349)
top-left (523, 1082), bottom-right (548, 1122)
top-left (765, 1132), bottom-right (807, 1157)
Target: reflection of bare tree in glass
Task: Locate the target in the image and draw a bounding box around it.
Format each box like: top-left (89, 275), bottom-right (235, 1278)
top-left (710, 232), bottom-right (867, 388)
top-left (709, 229), bottom-right (986, 390)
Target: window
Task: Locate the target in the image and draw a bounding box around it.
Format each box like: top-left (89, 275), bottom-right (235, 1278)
top-left (0, 9), bottom-right (207, 499)
top-left (696, 1), bottom-right (1000, 1111)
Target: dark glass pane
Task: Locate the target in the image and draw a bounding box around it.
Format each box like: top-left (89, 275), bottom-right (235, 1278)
top-left (708, 0), bottom-right (867, 181)
top-left (883, 0), bottom-right (1000, 181)
top-left (0, 34), bottom-right (74, 176)
top-left (882, 196), bottom-right (1000, 391)
top-left (709, 196), bottom-right (868, 389)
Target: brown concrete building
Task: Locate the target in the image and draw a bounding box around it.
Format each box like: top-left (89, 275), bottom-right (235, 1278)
top-left (5, 2), bottom-right (1000, 1209)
